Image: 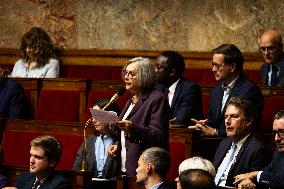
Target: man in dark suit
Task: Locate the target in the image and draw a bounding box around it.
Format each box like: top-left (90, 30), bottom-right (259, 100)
top-left (0, 67), bottom-right (25, 119)
top-left (3, 135), bottom-right (71, 189)
top-left (155, 51), bottom-right (203, 127)
top-left (213, 97), bottom-right (269, 187)
top-left (234, 110), bottom-right (284, 189)
top-left (259, 29), bottom-right (284, 86)
top-left (189, 44), bottom-right (264, 137)
top-left (136, 147), bottom-right (170, 189)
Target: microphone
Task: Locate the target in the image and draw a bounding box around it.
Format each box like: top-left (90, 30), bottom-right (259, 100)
top-left (102, 86), bottom-right (126, 110)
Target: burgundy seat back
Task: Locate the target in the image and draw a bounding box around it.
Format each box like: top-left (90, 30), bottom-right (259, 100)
top-left (36, 90), bottom-right (80, 122)
top-left (2, 130), bottom-right (82, 170)
top-left (67, 66), bottom-right (113, 80)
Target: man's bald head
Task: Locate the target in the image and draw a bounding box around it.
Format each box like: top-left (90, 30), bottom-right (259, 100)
top-left (258, 29), bottom-right (283, 64)
top-left (259, 30), bottom-right (283, 45)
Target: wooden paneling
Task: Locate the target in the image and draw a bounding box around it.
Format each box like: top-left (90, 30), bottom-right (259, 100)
top-left (0, 48), bottom-right (264, 70)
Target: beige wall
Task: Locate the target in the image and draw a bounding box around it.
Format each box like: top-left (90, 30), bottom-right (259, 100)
top-left (1, 0), bottom-right (284, 52)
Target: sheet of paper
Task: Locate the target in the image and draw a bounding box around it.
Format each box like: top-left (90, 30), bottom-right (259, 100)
top-left (90, 108), bottom-right (119, 124)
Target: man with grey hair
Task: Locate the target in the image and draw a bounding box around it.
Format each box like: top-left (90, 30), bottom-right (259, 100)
top-left (136, 147), bottom-right (171, 189)
top-left (178, 156), bottom-right (216, 177)
top-left (176, 156), bottom-right (215, 189)
top-left (235, 110), bottom-right (284, 189)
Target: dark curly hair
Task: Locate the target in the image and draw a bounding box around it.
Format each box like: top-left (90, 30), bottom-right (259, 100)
top-left (20, 27), bottom-right (54, 67)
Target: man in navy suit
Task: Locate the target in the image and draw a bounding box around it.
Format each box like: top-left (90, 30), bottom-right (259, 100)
top-left (136, 147), bottom-right (170, 189)
top-left (155, 51), bottom-right (203, 127)
top-left (189, 44), bottom-right (264, 137)
top-left (213, 97), bottom-right (269, 187)
top-left (4, 135), bottom-right (71, 189)
top-left (259, 29), bottom-right (284, 86)
top-left (234, 110), bottom-right (284, 189)
top-left (0, 67), bottom-right (25, 119)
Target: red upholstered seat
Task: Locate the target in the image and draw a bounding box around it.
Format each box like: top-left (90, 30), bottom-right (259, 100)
top-left (111, 67), bottom-right (123, 80)
top-left (183, 69), bottom-right (204, 83)
top-left (36, 90), bottom-right (80, 122)
top-left (167, 141), bottom-right (185, 181)
top-left (67, 66), bottom-right (113, 80)
top-left (244, 70), bottom-right (261, 85)
top-left (261, 96), bottom-right (284, 133)
top-left (201, 70), bottom-right (217, 84)
top-left (2, 130), bottom-right (82, 170)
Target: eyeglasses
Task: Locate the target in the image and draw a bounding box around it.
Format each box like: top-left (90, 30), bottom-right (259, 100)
top-left (259, 46), bottom-right (277, 53)
top-left (273, 130), bottom-right (284, 139)
top-left (122, 70), bottom-right (137, 79)
top-left (212, 62), bottom-right (226, 70)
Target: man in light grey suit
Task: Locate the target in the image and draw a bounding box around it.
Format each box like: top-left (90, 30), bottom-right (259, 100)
top-left (259, 29), bottom-right (284, 86)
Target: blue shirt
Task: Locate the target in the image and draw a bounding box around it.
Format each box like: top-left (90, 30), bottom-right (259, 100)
top-left (95, 134), bottom-right (113, 177)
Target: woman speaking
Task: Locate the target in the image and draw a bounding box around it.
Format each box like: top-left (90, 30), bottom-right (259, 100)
top-left (109, 57), bottom-right (169, 176)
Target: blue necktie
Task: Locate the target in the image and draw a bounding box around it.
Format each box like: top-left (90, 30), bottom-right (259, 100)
top-left (270, 65), bottom-right (279, 86)
top-left (214, 143), bottom-right (237, 185)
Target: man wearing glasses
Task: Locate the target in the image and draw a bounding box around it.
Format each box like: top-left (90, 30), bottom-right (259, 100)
top-left (189, 44), bottom-right (264, 137)
top-left (234, 110), bottom-right (284, 189)
top-left (259, 29), bottom-right (284, 86)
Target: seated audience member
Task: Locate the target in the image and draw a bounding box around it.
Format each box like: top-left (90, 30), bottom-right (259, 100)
top-left (234, 110), bottom-right (284, 189)
top-left (176, 156), bottom-right (216, 189)
top-left (0, 67), bottom-right (25, 118)
top-left (108, 57), bottom-right (169, 176)
top-left (155, 51), bottom-right (203, 127)
top-left (73, 99), bottom-right (121, 179)
top-left (189, 44), bottom-right (264, 137)
top-left (213, 97), bottom-right (269, 187)
top-left (178, 156), bottom-right (216, 176)
top-left (136, 147), bottom-right (171, 189)
top-left (179, 169), bottom-right (216, 189)
top-left (11, 27), bottom-right (59, 78)
top-left (3, 135), bottom-right (71, 189)
top-left (258, 29), bottom-right (284, 86)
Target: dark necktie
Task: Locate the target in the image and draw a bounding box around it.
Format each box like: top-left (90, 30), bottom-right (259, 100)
top-left (32, 180), bottom-right (41, 189)
top-left (270, 65), bottom-right (279, 86)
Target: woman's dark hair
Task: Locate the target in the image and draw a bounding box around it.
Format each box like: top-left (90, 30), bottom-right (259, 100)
top-left (20, 27), bottom-right (54, 67)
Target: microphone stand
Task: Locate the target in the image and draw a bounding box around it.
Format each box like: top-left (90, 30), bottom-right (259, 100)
top-left (80, 117), bottom-right (93, 172)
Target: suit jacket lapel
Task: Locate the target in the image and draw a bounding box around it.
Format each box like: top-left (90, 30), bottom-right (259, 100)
top-left (216, 139), bottom-right (233, 167)
top-left (214, 84), bottom-right (224, 120)
top-left (227, 134), bottom-right (253, 175)
top-left (124, 90), bottom-right (151, 119)
top-left (171, 79), bottom-right (182, 109)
